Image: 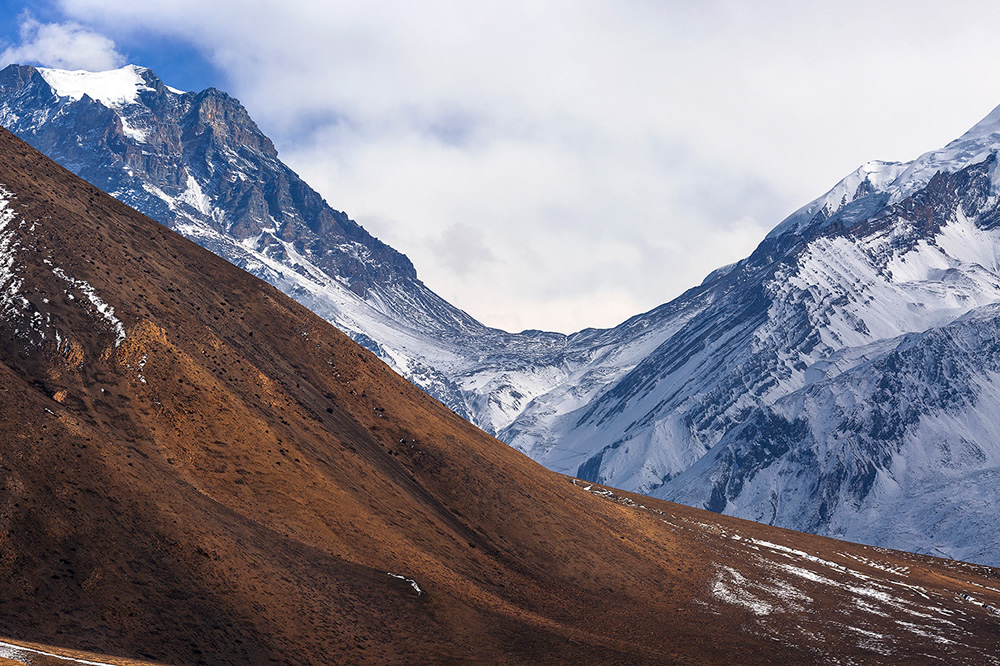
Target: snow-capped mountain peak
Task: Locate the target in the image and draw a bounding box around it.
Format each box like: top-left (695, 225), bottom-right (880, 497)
top-left (953, 102), bottom-right (1000, 143)
top-left (887, 125), bottom-right (1000, 205)
top-left (502, 101), bottom-right (1000, 566)
top-left (767, 105), bottom-right (1000, 245)
top-left (35, 64), bottom-right (170, 108)
top-left (767, 159), bottom-right (909, 240)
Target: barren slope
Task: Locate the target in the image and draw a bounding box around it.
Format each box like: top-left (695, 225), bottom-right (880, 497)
top-left (0, 127), bottom-right (997, 664)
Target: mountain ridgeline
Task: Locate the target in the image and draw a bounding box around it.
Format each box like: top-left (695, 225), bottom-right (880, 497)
top-left (4, 63), bottom-right (1000, 566)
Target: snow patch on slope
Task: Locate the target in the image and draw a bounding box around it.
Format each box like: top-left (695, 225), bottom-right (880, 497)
top-left (118, 114), bottom-right (148, 143)
top-left (49, 265), bottom-right (126, 347)
top-left (0, 638), bottom-right (123, 666)
top-left (0, 186), bottom-right (28, 322)
top-left (177, 172), bottom-right (213, 217)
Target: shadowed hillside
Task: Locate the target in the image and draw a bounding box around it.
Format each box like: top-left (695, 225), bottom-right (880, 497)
top-left (0, 127), bottom-right (997, 664)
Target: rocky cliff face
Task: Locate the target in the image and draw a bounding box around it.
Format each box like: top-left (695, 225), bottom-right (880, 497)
top-left (0, 64), bottom-right (415, 297)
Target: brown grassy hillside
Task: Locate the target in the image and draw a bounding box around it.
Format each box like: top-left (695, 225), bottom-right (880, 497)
top-left (0, 127), bottom-right (996, 664)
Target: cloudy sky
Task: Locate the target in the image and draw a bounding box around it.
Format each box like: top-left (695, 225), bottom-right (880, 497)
top-left (2, 1), bottom-right (1000, 333)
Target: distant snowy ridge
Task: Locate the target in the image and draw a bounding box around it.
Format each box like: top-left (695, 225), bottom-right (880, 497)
top-left (526, 110), bottom-right (1000, 565)
top-left (766, 159), bottom-right (908, 239)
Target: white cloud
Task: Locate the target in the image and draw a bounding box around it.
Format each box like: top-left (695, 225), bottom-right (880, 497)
top-left (45, 1), bottom-right (1000, 331)
top-left (0, 13), bottom-right (124, 71)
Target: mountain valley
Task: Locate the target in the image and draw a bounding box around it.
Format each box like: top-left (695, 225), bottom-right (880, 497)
top-left (0, 116), bottom-right (998, 663)
top-left (4, 63), bottom-right (1000, 570)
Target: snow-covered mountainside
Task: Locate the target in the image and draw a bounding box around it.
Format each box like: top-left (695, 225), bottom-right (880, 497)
top-left (509, 106), bottom-right (1000, 565)
top-left (6, 63), bottom-right (1000, 565)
